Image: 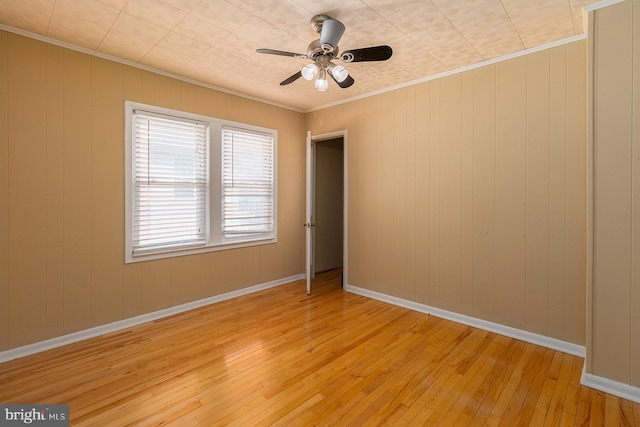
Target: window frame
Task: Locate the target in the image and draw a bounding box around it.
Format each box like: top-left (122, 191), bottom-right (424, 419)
top-left (125, 101), bottom-right (277, 263)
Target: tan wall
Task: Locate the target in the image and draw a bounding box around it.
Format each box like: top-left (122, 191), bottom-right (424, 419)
top-left (0, 31), bottom-right (306, 351)
top-left (0, 29), bottom-right (590, 354)
top-left (588, 0), bottom-right (640, 387)
top-left (306, 40), bottom-right (587, 345)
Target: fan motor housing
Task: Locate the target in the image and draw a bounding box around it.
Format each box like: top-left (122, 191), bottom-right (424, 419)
top-left (306, 39), bottom-right (338, 60)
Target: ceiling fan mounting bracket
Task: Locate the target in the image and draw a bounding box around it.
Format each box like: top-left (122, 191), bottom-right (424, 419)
top-left (310, 14), bottom-right (332, 34)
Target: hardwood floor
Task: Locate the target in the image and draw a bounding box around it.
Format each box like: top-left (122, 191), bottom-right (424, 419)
top-left (1, 269), bottom-right (638, 426)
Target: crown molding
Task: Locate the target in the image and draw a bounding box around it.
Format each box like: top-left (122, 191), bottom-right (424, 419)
top-left (583, 0), bottom-right (627, 12)
top-left (307, 33), bottom-right (587, 112)
top-left (1, 23), bottom-right (590, 115)
top-left (0, 24), bottom-right (304, 113)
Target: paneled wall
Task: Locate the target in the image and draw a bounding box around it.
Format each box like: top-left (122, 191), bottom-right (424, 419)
top-left (306, 39), bottom-right (587, 345)
top-left (588, 0), bottom-right (640, 388)
top-left (0, 31), bottom-right (306, 351)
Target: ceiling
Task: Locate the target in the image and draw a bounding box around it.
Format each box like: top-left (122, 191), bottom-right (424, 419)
top-left (0, 0), bottom-right (598, 111)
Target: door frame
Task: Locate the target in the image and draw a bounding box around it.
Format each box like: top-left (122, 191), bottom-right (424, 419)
top-left (306, 130), bottom-right (348, 292)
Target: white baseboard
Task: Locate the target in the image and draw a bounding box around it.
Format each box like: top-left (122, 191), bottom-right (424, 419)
top-left (581, 367), bottom-right (640, 404)
top-left (0, 274), bottom-right (305, 364)
top-left (344, 284), bottom-right (586, 358)
top-left (345, 284), bottom-right (640, 404)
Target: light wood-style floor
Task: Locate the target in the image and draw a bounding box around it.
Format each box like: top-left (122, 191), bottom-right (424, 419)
top-left (1, 269), bottom-right (639, 426)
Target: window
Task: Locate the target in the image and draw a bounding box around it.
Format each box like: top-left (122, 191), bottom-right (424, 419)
top-left (221, 127), bottom-right (275, 238)
top-left (132, 112), bottom-right (208, 255)
top-left (125, 102), bottom-right (277, 263)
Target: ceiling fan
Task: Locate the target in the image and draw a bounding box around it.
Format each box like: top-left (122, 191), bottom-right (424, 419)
top-left (256, 14), bottom-right (393, 91)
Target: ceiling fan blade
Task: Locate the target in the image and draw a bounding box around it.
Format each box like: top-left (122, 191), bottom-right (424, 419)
top-left (340, 45), bottom-right (393, 62)
top-left (257, 48), bottom-right (307, 58)
top-left (280, 71), bottom-right (303, 86)
top-left (319, 19), bottom-right (345, 52)
top-left (331, 73), bottom-right (355, 89)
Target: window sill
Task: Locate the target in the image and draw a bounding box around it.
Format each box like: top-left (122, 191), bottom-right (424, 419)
top-left (125, 236), bottom-right (277, 264)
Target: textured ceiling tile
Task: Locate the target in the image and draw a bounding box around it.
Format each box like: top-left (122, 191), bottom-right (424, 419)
top-left (501, 0), bottom-right (574, 47)
top-left (569, 0), bottom-right (585, 34)
top-left (338, 4), bottom-right (408, 46)
top-left (522, 23), bottom-right (575, 46)
top-left (407, 25), bottom-right (482, 69)
top-left (0, 0), bottom-right (55, 35)
top-left (291, 0), bottom-right (368, 18)
top-left (0, 0), bottom-right (597, 111)
top-left (215, 32), bottom-right (264, 58)
top-left (225, 0), bottom-right (276, 16)
top-left (345, 71), bottom-right (379, 94)
top-left (197, 46), bottom-right (226, 66)
top-left (257, 1), bottom-right (315, 39)
top-left (158, 31), bottom-right (212, 57)
top-left (364, 0), bottom-right (435, 35)
top-left (191, 0), bottom-right (254, 32)
top-left (334, 34), bottom-right (361, 52)
top-left (476, 32), bottom-right (527, 59)
top-left (172, 14), bottom-right (229, 45)
top-left (234, 17), bottom-right (306, 52)
top-left (98, 30), bottom-right (154, 62)
top-left (569, 0), bottom-right (599, 34)
top-left (124, 0), bottom-right (187, 29)
top-left (194, 57), bottom-right (273, 94)
top-left (352, 62), bottom-right (395, 86)
top-left (140, 45), bottom-right (192, 72)
top-left (110, 12), bottom-right (169, 45)
top-left (431, 0), bottom-right (525, 59)
top-left (95, 0), bottom-right (128, 8)
top-left (215, 33), bottom-right (304, 79)
top-left (367, 0), bottom-right (481, 67)
top-left (45, 25), bottom-right (100, 50)
top-left (388, 43), bottom-right (447, 80)
top-left (160, 0), bottom-right (202, 13)
top-left (48, 0), bottom-right (120, 49)
top-left (177, 58), bottom-right (221, 84)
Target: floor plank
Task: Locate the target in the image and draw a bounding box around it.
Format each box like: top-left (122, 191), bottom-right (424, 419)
top-left (0, 269), bottom-right (639, 426)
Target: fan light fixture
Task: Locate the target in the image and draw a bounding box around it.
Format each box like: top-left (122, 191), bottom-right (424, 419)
top-left (302, 62), bottom-right (349, 90)
top-left (329, 63), bottom-right (349, 83)
top-left (301, 63), bottom-right (318, 81)
top-left (314, 68), bottom-right (329, 91)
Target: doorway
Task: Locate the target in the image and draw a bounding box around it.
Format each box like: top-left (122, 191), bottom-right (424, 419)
top-left (313, 137), bottom-right (344, 275)
top-left (305, 130), bottom-right (347, 294)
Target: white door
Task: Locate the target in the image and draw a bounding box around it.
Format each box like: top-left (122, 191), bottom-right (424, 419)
top-left (305, 131), bottom-right (313, 294)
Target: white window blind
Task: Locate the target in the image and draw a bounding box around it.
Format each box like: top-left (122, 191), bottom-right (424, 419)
top-left (222, 127), bottom-right (274, 237)
top-left (132, 111), bottom-right (208, 254)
